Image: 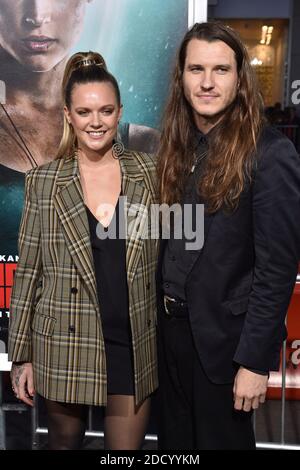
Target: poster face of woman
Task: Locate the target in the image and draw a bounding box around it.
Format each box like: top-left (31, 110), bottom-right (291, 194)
top-left (0, 0), bottom-right (188, 170)
top-left (0, 0), bottom-right (88, 72)
top-left (0, 0), bottom-right (93, 173)
top-left (0, 0), bottom-right (188, 342)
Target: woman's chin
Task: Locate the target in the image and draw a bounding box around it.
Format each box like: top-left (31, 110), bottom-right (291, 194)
top-left (80, 140), bottom-right (112, 156)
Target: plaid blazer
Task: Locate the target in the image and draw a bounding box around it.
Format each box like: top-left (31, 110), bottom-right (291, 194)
top-left (8, 150), bottom-right (158, 406)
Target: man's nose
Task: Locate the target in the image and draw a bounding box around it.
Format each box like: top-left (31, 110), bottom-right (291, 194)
top-left (200, 71), bottom-right (215, 90)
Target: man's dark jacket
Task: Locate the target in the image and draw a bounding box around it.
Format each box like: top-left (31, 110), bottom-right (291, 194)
top-left (157, 126), bottom-right (300, 384)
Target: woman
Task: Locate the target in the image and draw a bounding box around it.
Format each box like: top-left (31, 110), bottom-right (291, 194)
top-left (8, 51), bottom-right (158, 450)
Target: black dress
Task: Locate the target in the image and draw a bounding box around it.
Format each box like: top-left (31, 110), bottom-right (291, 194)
top-left (85, 198), bottom-right (134, 395)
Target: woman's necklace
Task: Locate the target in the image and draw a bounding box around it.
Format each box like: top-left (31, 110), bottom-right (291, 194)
top-left (0, 103), bottom-right (38, 168)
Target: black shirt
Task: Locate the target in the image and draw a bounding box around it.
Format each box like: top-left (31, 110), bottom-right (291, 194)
top-left (162, 129), bottom-right (208, 300)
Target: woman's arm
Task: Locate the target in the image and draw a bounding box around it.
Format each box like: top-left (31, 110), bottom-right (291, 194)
top-left (8, 170), bottom-right (42, 363)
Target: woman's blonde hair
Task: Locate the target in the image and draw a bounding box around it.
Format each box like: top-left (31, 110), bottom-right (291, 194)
top-left (56, 51), bottom-right (121, 160)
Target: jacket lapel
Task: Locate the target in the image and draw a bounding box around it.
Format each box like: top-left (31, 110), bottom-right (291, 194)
top-left (119, 151), bottom-right (151, 284)
top-left (53, 156), bottom-right (99, 309)
top-left (53, 151), bottom-right (151, 302)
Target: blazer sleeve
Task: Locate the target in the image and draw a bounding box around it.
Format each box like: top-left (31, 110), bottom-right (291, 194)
top-left (233, 135), bottom-right (300, 371)
top-left (8, 169), bottom-right (42, 362)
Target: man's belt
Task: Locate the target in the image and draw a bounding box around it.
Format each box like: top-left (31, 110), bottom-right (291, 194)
top-left (163, 295), bottom-right (189, 318)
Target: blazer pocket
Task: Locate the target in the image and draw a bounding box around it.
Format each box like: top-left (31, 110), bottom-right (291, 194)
top-left (228, 296), bottom-right (249, 316)
top-left (31, 313), bottom-right (56, 336)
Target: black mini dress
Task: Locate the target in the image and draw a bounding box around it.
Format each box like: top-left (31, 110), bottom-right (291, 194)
top-left (85, 198), bottom-right (134, 395)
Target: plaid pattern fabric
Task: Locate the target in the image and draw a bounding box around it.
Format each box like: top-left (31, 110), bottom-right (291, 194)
top-left (8, 150), bottom-right (158, 406)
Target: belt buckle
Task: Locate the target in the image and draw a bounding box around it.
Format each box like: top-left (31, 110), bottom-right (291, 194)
top-left (163, 295), bottom-right (176, 315)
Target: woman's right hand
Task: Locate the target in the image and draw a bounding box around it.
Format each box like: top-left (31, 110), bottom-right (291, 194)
top-left (10, 362), bottom-right (35, 407)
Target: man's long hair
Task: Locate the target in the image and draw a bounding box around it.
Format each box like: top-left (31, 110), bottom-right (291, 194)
top-left (157, 22), bottom-right (265, 212)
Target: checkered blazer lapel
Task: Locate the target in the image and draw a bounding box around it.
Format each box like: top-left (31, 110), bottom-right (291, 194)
top-left (53, 156), bottom-right (99, 310)
top-left (53, 151), bottom-right (151, 300)
top-left (120, 151), bottom-right (152, 284)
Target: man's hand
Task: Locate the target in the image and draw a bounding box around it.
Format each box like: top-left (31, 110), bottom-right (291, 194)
top-left (10, 362), bottom-right (35, 407)
top-left (233, 366), bottom-right (268, 412)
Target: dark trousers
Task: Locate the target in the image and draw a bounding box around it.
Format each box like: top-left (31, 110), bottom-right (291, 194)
top-left (157, 312), bottom-right (256, 450)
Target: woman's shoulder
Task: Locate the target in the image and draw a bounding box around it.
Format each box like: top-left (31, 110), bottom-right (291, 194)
top-left (24, 159), bottom-right (64, 195)
top-left (124, 149), bottom-right (157, 171)
top-left (122, 149), bottom-right (157, 195)
top-left (25, 158), bottom-right (63, 180)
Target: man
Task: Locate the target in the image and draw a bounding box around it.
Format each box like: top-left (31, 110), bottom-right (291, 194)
top-left (156, 22), bottom-right (300, 450)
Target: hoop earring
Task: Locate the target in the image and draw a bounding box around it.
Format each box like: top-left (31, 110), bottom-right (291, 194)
top-left (112, 141), bottom-right (124, 159)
